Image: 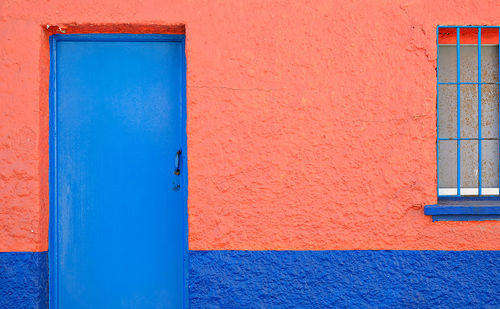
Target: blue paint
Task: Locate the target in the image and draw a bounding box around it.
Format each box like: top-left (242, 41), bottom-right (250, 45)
top-left (50, 33), bottom-right (184, 42)
top-left (426, 197), bottom-right (500, 220)
top-left (431, 214), bottom-right (500, 221)
top-left (3, 250), bottom-right (499, 308)
top-left (438, 137), bottom-right (498, 140)
top-left (0, 252), bottom-right (48, 309)
top-left (438, 82), bottom-right (500, 84)
top-left (457, 27), bottom-right (461, 196)
top-left (437, 26), bottom-right (500, 198)
top-left (179, 33), bottom-right (189, 308)
top-left (189, 250), bottom-right (500, 308)
top-left (437, 26), bottom-right (440, 195)
top-left (478, 28), bottom-right (482, 195)
top-left (438, 195), bottom-right (500, 201)
top-left (425, 205), bottom-right (500, 215)
top-left (49, 34), bottom-right (187, 308)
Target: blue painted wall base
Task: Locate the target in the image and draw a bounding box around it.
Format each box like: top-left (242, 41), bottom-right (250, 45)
top-left (1, 250), bottom-right (499, 308)
top-left (189, 250), bottom-right (500, 308)
top-left (0, 252), bottom-right (48, 309)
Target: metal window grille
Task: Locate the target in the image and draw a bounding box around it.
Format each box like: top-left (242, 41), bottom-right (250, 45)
top-left (438, 26), bottom-right (500, 197)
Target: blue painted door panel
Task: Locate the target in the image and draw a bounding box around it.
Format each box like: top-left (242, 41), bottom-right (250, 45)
top-left (51, 35), bottom-right (186, 308)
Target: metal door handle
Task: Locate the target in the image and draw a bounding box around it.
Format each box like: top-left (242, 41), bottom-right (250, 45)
top-left (174, 149), bottom-right (182, 176)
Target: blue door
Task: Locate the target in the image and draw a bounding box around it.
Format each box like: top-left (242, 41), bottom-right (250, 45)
top-left (49, 34), bottom-right (187, 308)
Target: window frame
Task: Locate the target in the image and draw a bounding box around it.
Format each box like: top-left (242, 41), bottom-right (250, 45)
top-left (425, 25), bottom-right (500, 221)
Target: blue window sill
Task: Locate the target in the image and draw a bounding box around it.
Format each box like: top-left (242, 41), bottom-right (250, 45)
top-left (425, 198), bottom-right (500, 221)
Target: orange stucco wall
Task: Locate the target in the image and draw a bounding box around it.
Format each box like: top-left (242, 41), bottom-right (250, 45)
top-left (0, 0), bottom-right (499, 252)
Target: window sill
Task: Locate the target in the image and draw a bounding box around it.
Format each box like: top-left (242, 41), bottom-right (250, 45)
top-left (425, 202), bottom-right (500, 221)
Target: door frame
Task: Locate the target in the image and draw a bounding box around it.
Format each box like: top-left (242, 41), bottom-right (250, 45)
top-left (48, 33), bottom-right (188, 308)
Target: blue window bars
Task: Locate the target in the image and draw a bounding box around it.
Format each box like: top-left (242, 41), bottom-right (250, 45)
top-left (437, 26), bottom-right (500, 197)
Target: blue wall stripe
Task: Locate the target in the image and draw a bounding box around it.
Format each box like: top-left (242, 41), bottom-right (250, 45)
top-left (189, 250), bottom-right (500, 308)
top-left (0, 252), bottom-right (48, 309)
top-left (1, 250), bottom-right (499, 308)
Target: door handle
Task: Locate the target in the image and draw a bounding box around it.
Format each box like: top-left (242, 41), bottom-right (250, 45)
top-left (174, 149), bottom-right (182, 176)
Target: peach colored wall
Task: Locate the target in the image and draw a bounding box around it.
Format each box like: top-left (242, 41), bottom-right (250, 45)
top-left (1, 0), bottom-right (499, 252)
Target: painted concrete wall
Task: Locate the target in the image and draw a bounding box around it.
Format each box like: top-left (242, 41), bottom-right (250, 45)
top-left (0, 0), bottom-right (499, 308)
top-left (0, 252), bottom-right (48, 308)
top-left (1, 0), bottom-right (499, 253)
top-left (189, 250), bottom-right (500, 308)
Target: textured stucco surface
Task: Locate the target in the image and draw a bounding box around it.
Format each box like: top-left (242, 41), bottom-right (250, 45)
top-left (3, 250), bottom-right (499, 308)
top-left (0, 0), bottom-right (500, 252)
top-left (0, 252), bottom-right (48, 309)
top-left (189, 250), bottom-right (500, 308)
top-left (2, 250), bottom-right (499, 308)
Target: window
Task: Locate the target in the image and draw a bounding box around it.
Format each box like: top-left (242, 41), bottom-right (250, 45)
top-left (425, 26), bottom-right (500, 221)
